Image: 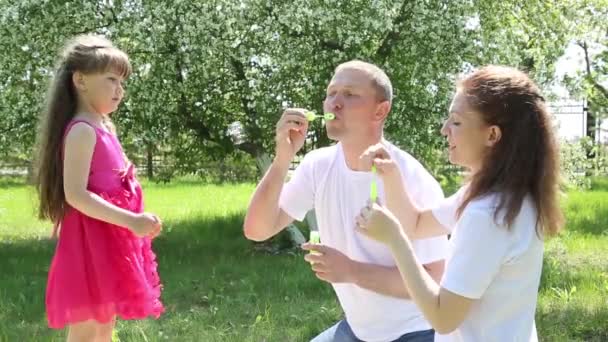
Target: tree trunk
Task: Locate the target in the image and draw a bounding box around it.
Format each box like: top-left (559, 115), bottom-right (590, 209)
top-left (146, 143), bottom-right (154, 180)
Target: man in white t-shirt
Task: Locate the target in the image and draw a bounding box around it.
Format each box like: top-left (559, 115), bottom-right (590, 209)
top-left (243, 60), bottom-right (448, 342)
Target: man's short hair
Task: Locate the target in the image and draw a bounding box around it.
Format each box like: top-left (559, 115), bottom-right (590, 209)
top-left (335, 60), bottom-right (393, 104)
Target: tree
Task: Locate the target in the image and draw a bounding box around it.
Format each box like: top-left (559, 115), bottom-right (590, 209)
top-left (0, 0), bottom-right (579, 244)
top-left (1, 0), bottom-right (575, 172)
top-left (560, 0), bottom-right (608, 141)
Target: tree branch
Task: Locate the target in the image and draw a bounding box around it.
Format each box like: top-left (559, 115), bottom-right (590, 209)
top-left (167, 5), bottom-right (217, 145)
top-left (0, 124), bottom-right (19, 135)
top-left (128, 49), bottom-right (179, 56)
top-left (229, 56), bottom-right (264, 157)
top-left (71, 22), bottom-right (114, 35)
top-left (264, 3), bottom-right (345, 52)
top-left (374, 1), bottom-right (414, 63)
top-left (578, 41), bottom-right (608, 100)
top-left (72, 2), bottom-right (120, 36)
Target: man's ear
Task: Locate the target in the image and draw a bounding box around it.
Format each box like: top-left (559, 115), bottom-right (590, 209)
top-left (374, 100), bottom-right (390, 122)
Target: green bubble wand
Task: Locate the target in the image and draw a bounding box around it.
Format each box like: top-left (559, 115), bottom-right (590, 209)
top-left (305, 111), bottom-right (335, 122)
top-left (370, 165), bottom-right (378, 202)
top-left (309, 230), bottom-right (321, 256)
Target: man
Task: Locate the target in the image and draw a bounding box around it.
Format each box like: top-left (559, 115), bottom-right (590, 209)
top-left (244, 60), bottom-right (448, 342)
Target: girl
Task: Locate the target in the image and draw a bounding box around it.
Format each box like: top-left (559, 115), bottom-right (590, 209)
top-left (34, 34), bottom-right (164, 341)
top-left (355, 66), bottom-right (564, 341)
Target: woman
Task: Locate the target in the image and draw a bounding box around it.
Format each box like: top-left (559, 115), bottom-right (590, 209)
top-left (355, 65), bottom-right (563, 341)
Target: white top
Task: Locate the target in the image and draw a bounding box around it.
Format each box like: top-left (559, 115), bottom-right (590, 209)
top-left (280, 141), bottom-right (449, 341)
top-left (433, 186), bottom-right (543, 342)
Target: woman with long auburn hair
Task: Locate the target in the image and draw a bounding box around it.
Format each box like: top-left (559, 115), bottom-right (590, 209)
top-left (355, 65), bottom-right (564, 341)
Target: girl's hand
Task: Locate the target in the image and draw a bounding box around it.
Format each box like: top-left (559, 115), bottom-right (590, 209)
top-left (355, 200), bottom-right (403, 245)
top-left (129, 213), bottom-right (162, 238)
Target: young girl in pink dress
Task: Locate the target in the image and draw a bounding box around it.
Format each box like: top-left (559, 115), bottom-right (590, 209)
top-left (34, 34), bottom-right (164, 341)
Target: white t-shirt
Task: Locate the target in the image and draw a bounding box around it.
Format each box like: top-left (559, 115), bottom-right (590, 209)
top-left (432, 186), bottom-right (543, 342)
top-left (280, 141), bottom-right (449, 342)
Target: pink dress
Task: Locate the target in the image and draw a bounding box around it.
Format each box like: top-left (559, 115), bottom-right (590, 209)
top-left (46, 120), bottom-right (164, 328)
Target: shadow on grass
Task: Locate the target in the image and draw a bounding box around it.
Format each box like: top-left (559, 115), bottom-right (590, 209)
top-left (0, 212), bottom-right (334, 341)
top-left (563, 200), bottom-right (608, 236)
top-left (540, 247), bottom-right (607, 292)
top-left (590, 177), bottom-right (608, 192)
top-left (0, 176), bottom-right (28, 189)
top-left (566, 215), bottom-right (608, 236)
top-left (537, 302), bottom-right (608, 342)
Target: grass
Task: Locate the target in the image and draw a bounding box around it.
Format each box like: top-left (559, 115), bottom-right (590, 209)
top-left (535, 178), bottom-right (608, 342)
top-left (0, 176), bottom-right (607, 341)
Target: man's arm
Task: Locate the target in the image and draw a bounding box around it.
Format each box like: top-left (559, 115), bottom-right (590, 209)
top-left (351, 259), bottom-right (444, 299)
top-left (243, 108), bottom-right (310, 241)
top-left (303, 243), bottom-right (444, 299)
top-left (243, 160), bottom-right (294, 241)
top-left (382, 169), bottom-right (449, 240)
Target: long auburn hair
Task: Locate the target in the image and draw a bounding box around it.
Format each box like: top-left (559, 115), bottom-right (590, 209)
top-left (33, 34), bottom-right (131, 228)
top-left (456, 65), bottom-right (564, 237)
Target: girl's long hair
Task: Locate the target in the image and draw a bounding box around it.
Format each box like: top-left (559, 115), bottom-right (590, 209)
top-left (34, 34), bottom-right (131, 228)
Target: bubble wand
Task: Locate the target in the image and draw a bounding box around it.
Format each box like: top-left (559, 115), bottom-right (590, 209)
top-left (309, 230), bottom-right (321, 256)
top-left (370, 165), bottom-right (378, 202)
top-left (305, 111), bottom-right (335, 122)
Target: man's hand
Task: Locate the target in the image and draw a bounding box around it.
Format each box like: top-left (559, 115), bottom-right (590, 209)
top-left (275, 108), bottom-right (310, 165)
top-left (302, 243), bottom-right (356, 284)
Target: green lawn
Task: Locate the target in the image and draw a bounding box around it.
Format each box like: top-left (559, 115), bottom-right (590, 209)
top-left (0, 177), bottom-right (606, 341)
